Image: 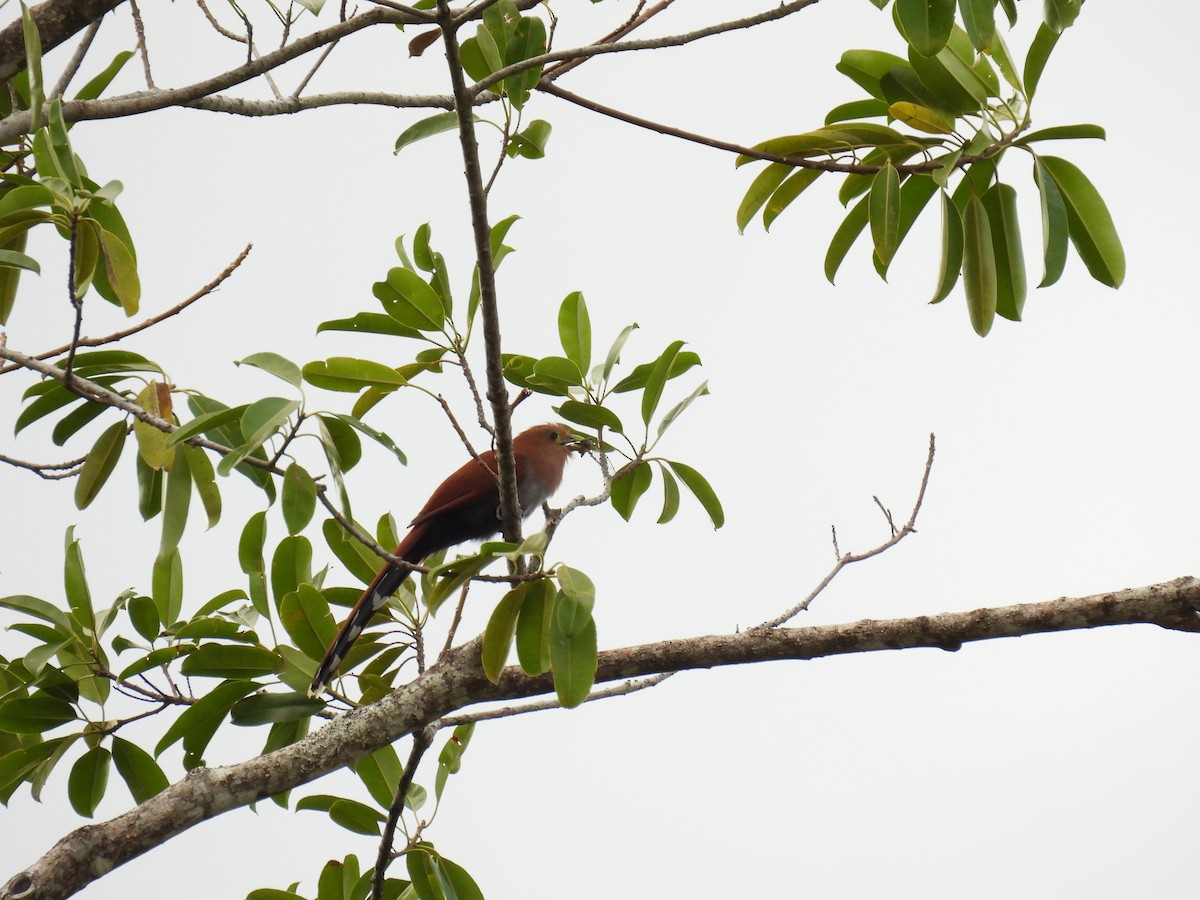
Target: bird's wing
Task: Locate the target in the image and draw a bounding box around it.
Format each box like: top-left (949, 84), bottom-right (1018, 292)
top-left (407, 453), bottom-right (497, 528)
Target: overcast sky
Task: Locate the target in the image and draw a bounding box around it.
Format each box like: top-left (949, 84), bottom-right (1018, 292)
top-left (4, 2), bottom-right (1198, 898)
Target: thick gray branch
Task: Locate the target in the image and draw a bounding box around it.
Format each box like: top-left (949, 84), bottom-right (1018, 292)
top-left (0, 0), bottom-right (125, 83)
top-left (5, 577), bottom-right (1200, 900)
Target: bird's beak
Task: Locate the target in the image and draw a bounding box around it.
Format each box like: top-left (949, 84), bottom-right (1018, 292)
top-left (561, 431), bottom-right (594, 454)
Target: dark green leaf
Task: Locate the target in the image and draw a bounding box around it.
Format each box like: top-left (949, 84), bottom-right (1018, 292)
top-left (236, 352), bottom-right (303, 389)
top-left (158, 441), bottom-right (192, 558)
top-left (73, 419), bottom-right (126, 510)
top-left (550, 612), bottom-right (596, 709)
top-left (111, 736), bottom-right (168, 803)
top-left (68, 745), bottom-right (110, 817)
top-left (482, 585), bottom-right (525, 683)
top-left (271, 535), bottom-right (313, 609)
top-left (302, 357), bottom-right (409, 393)
top-left (835, 49), bottom-right (910, 100)
top-left (640, 341), bottom-right (685, 426)
top-left (961, 194), bottom-right (997, 336)
top-left (554, 399), bottom-right (622, 433)
top-left (128, 594), bottom-right (160, 642)
top-left (958, 0), bottom-right (995, 49)
top-left (1038, 155), bottom-right (1124, 288)
top-left (667, 461), bottom-right (724, 528)
top-left (738, 163), bottom-right (790, 233)
top-left (395, 111), bottom-right (464, 154)
top-left (824, 194), bottom-right (870, 283)
top-left (503, 13), bottom-right (547, 110)
top-left (610, 462), bottom-right (652, 521)
top-left (282, 464), bottom-right (317, 535)
top-left (895, 0), bottom-right (956, 56)
top-left (1017, 124), bottom-right (1105, 145)
top-left (515, 578), bottom-right (554, 675)
top-left (981, 182), bottom-right (1026, 321)
top-left (155, 680), bottom-right (258, 758)
top-left (279, 584), bottom-right (337, 661)
top-left (931, 190), bottom-right (964, 304)
top-left (868, 161), bottom-right (901, 267)
top-left (0, 695), bottom-right (76, 734)
top-left (230, 691), bottom-right (324, 726)
top-left (1032, 159), bottom-right (1068, 288)
top-left (180, 645), bottom-right (280, 679)
top-left (557, 291), bottom-right (591, 373)
top-left (375, 267), bottom-right (445, 332)
top-left (763, 168), bottom-right (822, 230)
top-left (657, 465), bottom-right (680, 524)
top-left (1023, 23), bottom-right (1060, 98)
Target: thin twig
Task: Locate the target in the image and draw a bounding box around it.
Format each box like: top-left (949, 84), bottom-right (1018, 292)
top-left (755, 434), bottom-right (937, 630)
top-left (434, 394), bottom-right (483, 464)
top-left (196, 0), bottom-right (249, 43)
top-left (49, 20), bottom-right (102, 99)
top-left (542, 0), bottom-right (672, 82)
top-left (440, 673), bottom-right (674, 726)
top-left (0, 451), bottom-right (86, 479)
top-left (128, 0), bottom-right (155, 89)
top-left (64, 209), bottom-right (82, 382)
top-left (440, 582), bottom-right (470, 656)
top-left (373, 725), bottom-right (436, 900)
top-left (0, 244), bottom-right (252, 375)
top-left (291, 39), bottom-right (338, 98)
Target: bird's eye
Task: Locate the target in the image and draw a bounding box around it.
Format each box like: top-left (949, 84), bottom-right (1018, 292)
top-left (547, 430), bottom-right (559, 441)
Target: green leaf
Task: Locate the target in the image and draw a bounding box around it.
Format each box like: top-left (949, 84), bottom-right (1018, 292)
top-left (271, 535), bottom-right (313, 609)
top-left (958, 0), bottom-right (995, 49)
top-left (1017, 124), bottom-right (1106, 145)
top-left (1032, 159), bottom-right (1068, 288)
top-left (931, 190), bottom-right (964, 304)
top-left (216, 398), bottom-right (300, 477)
top-left (825, 98), bottom-right (890, 124)
top-left (1038, 155), bottom-right (1124, 288)
top-left (0, 695), bottom-right (75, 734)
top-left (395, 111), bottom-right (464, 154)
top-left (888, 101), bottom-right (955, 134)
top-left (73, 419), bottom-right (126, 510)
top-left (507, 118), bottom-right (552, 159)
top-left (180, 645), bottom-right (281, 679)
top-left (482, 585), bottom-right (526, 683)
top-left (302, 357), bottom-right (409, 393)
top-left (236, 352), bottom-right (303, 389)
top-left (375, 267), bottom-right (446, 332)
top-left (601, 322), bottom-right (638, 385)
top-left (895, 0), bottom-right (956, 56)
top-left (230, 691), bottom-right (324, 726)
top-left (657, 465), bottom-right (680, 524)
top-left (63, 529), bottom-right (95, 637)
top-left (610, 462), bottom-right (652, 522)
top-left (68, 745), bottom-right (110, 817)
top-left (1043, 0), bottom-right (1080, 32)
top-left (97, 228), bottom-right (140, 315)
top-left (824, 194), bottom-right (870, 283)
top-left (127, 594), bottom-right (160, 642)
top-left (981, 182), bottom-right (1026, 321)
top-left (239, 510), bottom-right (267, 576)
top-left (74, 49), bottom-right (134, 101)
top-left (868, 162), bottom-right (901, 267)
top-left (557, 291), bottom-right (591, 373)
top-left (158, 440), bottom-right (192, 558)
top-left (961, 194), bottom-right (997, 336)
top-left (835, 50), bottom-right (910, 100)
top-left (503, 13), bottom-right (547, 110)
top-left (640, 340), bottom-right (686, 426)
top-left (165, 403), bottom-right (249, 447)
top-left (515, 578), bottom-right (554, 675)
top-left (0, 246), bottom-right (39, 274)
top-left (279, 584), bottom-right (336, 661)
top-left (554, 399), bottom-right (622, 433)
top-left (183, 444), bottom-right (221, 529)
top-left (111, 736), bottom-right (168, 803)
top-left (282, 464), bottom-right (317, 535)
top-left (20, 1), bottom-right (43, 131)
top-left (425, 554), bottom-right (492, 616)
top-left (0, 228), bottom-right (30, 325)
top-left (763, 168), bottom-right (822, 230)
top-left (132, 381), bottom-right (175, 470)
top-left (152, 547), bottom-right (183, 627)
top-left (155, 680), bottom-right (258, 758)
top-left (317, 311), bottom-right (422, 339)
top-left (1023, 23), bottom-right (1061, 99)
top-left (549, 611), bottom-right (596, 709)
top-left (667, 461), bottom-right (724, 528)
top-left (738, 163), bottom-right (790, 233)
top-left (0, 593), bottom-right (71, 629)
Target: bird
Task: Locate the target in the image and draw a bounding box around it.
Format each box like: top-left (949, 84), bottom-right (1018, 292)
top-left (309, 423), bottom-right (585, 697)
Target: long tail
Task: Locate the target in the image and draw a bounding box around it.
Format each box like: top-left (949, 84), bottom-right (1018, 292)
top-left (308, 558), bottom-right (415, 697)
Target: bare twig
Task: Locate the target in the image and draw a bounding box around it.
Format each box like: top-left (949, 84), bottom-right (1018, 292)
top-left (373, 726), bottom-right (436, 900)
top-left (473, 0), bottom-right (820, 97)
top-left (64, 210), bottom-right (83, 382)
top-left (49, 20), bottom-right (102, 99)
top-left (440, 582), bottom-right (470, 656)
top-left (291, 39), bottom-right (338, 98)
top-left (542, 0), bottom-right (674, 82)
top-left (440, 672), bottom-right (673, 726)
top-left (0, 245), bottom-right (251, 375)
top-left (128, 0), bottom-right (155, 89)
top-left (0, 451), bottom-right (86, 479)
top-left (756, 434), bottom-right (937, 630)
top-left (196, 0), bottom-right (249, 43)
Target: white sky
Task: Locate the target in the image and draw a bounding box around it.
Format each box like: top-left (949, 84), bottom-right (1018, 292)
top-left (3, 2), bottom-right (1198, 898)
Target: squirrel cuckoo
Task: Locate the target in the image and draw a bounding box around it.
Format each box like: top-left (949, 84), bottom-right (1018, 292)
top-left (309, 423), bottom-right (584, 697)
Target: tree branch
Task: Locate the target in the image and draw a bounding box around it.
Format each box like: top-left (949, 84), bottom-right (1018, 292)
top-left (6, 577), bottom-right (1200, 900)
top-left (435, 1), bottom-right (521, 540)
top-left (0, 0), bottom-right (126, 84)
